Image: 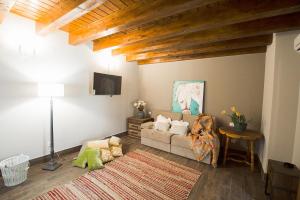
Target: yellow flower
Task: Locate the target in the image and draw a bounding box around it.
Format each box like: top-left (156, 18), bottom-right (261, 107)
top-left (231, 106), bottom-right (237, 113)
top-left (236, 112), bottom-right (241, 117)
top-left (221, 110), bottom-right (226, 115)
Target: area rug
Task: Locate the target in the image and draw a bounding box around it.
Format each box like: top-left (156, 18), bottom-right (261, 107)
top-left (33, 149), bottom-right (201, 200)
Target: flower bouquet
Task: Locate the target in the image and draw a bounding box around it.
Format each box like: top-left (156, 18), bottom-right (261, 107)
top-left (133, 100), bottom-right (146, 119)
top-left (221, 106), bottom-right (247, 132)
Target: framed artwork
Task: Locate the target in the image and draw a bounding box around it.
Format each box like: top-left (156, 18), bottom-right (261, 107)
top-left (172, 80), bottom-right (205, 115)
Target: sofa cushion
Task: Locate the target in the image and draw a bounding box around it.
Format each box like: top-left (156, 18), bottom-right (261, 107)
top-left (182, 114), bottom-right (197, 131)
top-left (141, 128), bottom-right (173, 144)
top-left (152, 110), bottom-right (182, 121)
top-left (171, 134), bottom-right (193, 149)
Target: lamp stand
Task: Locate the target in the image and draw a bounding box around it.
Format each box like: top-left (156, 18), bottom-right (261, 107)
top-left (42, 97), bottom-right (62, 171)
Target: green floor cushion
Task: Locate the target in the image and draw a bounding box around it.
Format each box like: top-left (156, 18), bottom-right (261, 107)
top-left (87, 148), bottom-right (104, 171)
top-left (72, 148), bottom-right (88, 168)
top-left (72, 147), bottom-right (104, 170)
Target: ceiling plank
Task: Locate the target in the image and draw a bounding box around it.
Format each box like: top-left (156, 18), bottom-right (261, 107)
top-left (93, 0), bottom-right (300, 51)
top-left (112, 12), bottom-right (300, 55)
top-left (138, 46), bottom-right (267, 65)
top-left (69, 0), bottom-right (219, 45)
top-left (126, 35), bottom-right (272, 62)
top-left (36, 0), bottom-right (106, 35)
top-left (0, 0), bottom-right (17, 23)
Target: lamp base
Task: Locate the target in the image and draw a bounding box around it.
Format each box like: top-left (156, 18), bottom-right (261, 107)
top-left (42, 160), bottom-right (62, 171)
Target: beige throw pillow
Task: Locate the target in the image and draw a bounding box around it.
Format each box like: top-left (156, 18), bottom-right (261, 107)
top-left (110, 144), bottom-right (123, 157)
top-left (87, 139), bottom-right (109, 149)
top-left (109, 136), bottom-right (121, 146)
top-left (101, 149), bottom-right (114, 163)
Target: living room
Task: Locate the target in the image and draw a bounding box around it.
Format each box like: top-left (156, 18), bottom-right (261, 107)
top-left (0, 0), bottom-right (300, 200)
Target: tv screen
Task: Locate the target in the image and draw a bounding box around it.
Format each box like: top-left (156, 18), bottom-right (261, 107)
top-left (93, 73), bottom-right (122, 95)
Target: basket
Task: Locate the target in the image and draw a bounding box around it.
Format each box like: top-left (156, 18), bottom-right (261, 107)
top-left (0, 154), bottom-right (30, 187)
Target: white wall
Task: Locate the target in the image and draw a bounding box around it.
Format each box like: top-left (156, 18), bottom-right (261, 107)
top-left (138, 54), bottom-right (266, 131)
top-left (260, 30), bottom-right (300, 171)
top-left (259, 36), bottom-right (276, 171)
top-left (0, 14), bottom-right (139, 160)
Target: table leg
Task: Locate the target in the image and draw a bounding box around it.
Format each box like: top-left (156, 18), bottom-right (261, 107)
top-left (223, 136), bottom-right (230, 166)
top-left (247, 141), bottom-right (251, 160)
top-left (250, 140), bottom-right (254, 172)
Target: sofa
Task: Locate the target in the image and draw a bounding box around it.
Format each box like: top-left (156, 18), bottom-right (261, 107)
top-left (141, 110), bottom-right (217, 165)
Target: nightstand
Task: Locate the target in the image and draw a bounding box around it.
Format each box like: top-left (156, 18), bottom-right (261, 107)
top-left (265, 159), bottom-right (300, 200)
top-left (127, 117), bottom-right (153, 138)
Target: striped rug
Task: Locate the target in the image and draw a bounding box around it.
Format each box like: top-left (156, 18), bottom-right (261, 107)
top-left (34, 150), bottom-right (201, 200)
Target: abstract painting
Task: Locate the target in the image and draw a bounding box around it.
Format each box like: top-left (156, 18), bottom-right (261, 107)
top-left (172, 80), bottom-right (205, 115)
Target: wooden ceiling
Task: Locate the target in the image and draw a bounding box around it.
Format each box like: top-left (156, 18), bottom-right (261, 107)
top-left (1, 0), bottom-right (300, 64)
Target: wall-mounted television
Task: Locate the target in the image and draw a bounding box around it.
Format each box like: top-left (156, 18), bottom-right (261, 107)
top-left (93, 73), bottom-right (122, 95)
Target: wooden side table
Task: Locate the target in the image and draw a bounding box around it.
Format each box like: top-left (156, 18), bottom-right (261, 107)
top-left (219, 127), bottom-right (262, 171)
top-left (127, 117), bottom-right (153, 138)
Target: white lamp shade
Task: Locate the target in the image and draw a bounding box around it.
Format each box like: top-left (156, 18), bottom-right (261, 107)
top-left (38, 83), bottom-right (64, 97)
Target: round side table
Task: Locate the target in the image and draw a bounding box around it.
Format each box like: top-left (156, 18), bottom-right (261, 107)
top-left (219, 127), bottom-right (263, 172)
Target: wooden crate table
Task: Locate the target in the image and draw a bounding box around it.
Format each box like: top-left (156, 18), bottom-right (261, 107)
top-left (219, 127), bottom-right (263, 172)
top-left (127, 117), bottom-right (153, 138)
top-left (265, 159), bottom-right (300, 200)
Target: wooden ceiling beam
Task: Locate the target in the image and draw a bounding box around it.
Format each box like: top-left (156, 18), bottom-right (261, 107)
top-left (126, 35), bottom-right (273, 62)
top-left (113, 12), bottom-right (300, 55)
top-left (69, 0), bottom-right (219, 45)
top-left (138, 46), bottom-right (267, 65)
top-left (0, 0), bottom-right (17, 23)
top-left (93, 0), bottom-right (300, 51)
top-left (36, 0), bottom-right (105, 35)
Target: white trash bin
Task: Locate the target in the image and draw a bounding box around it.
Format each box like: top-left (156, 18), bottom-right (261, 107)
top-left (0, 154), bottom-right (30, 187)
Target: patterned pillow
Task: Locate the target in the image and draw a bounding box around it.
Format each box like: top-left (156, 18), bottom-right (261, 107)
top-left (87, 139), bottom-right (109, 149)
top-left (110, 144), bottom-right (123, 157)
top-left (101, 149), bottom-right (114, 163)
top-left (109, 136), bottom-right (121, 146)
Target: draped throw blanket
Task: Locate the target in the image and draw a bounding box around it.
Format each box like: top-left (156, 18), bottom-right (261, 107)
top-left (190, 114), bottom-right (219, 167)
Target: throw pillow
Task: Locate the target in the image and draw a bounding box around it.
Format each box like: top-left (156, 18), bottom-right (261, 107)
top-left (169, 120), bottom-right (189, 135)
top-left (87, 139), bottom-right (109, 149)
top-left (86, 148), bottom-right (104, 171)
top-left (101, 149), bottom-right (114, 163)
top-left (154, 114), bottom-right (171, 131)
top-left (109, 136), bottom-right (121, 146)
top-left (110, 144), bottom-right (123, 157)
top-left (72, 147), bottom-right (89, 168)
top-left (155, 122), bottom-right (170, 131)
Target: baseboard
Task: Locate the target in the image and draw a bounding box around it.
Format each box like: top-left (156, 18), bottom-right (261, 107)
top-left (0, 131), bottom-right (128, 177)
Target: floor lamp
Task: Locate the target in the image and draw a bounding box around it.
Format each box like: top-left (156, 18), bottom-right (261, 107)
top-left (38, 83), bottom-right (64, 171)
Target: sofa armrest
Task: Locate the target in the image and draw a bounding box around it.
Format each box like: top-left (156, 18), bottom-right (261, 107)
top-left (141, 122), bottom-right (154, 129)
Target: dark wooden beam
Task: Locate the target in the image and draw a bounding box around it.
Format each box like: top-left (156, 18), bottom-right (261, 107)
top-left (127, 35), bottom-right (272, 61)
top-left (69, 0), bottom-right (219, 45)
top-left (93, 0), bottom-right (300, 51)
top-left (113, 12), bottom-right (300, 55)
top-left (138, 46), bottom-right (267, 65)
top-left (36, 0), bottom-right (105, 35)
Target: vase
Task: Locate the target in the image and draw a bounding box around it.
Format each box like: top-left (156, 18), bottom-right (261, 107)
top-left (136, 110), bottom-right (145, 119)
top-left (233, 122), bottom-right (247, 132)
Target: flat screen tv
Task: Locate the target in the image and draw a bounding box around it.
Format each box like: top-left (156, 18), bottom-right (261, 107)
top-left (93, 73), bottom-right (122, 95)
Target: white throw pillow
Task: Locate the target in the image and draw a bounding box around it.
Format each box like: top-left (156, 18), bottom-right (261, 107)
top-left (87, 139), bottom-right (109, 149)
top-left (109, 136), bottom-right (121, 146)
top-left (154, 115), bottom-right (171, 131)
top-left (155, 122), bottom-right (170, 131)
top-left (169, 120), bottom-right (189, 135)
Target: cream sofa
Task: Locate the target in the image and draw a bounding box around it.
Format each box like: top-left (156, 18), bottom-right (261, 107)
top-left (141, 110), bottom-right (215, 165)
